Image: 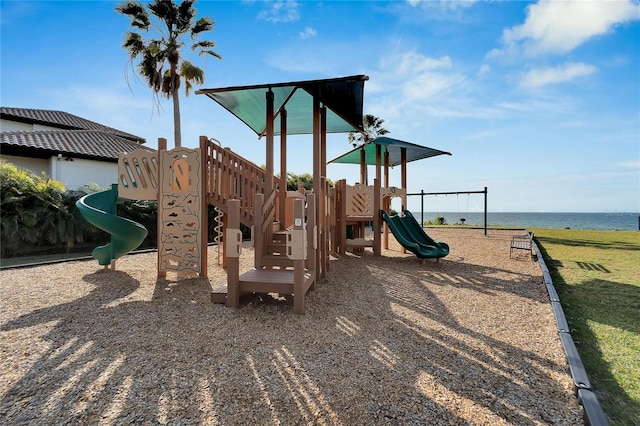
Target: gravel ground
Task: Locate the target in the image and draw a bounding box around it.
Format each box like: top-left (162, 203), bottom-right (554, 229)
top-left (0, 228), bottom-right (583, 425)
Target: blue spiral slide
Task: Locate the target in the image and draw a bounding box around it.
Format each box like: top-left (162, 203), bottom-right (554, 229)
top-left (76, 184), bottom-right (148, 266)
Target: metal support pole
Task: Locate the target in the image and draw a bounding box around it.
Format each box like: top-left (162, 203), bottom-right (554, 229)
top-left (421, 189), bottom-right (424, 227)
top-left (484, 186), bottom-right (488, 236)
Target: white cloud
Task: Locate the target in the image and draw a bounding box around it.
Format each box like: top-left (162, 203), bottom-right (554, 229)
top-left (365, 50), bottom-right (506, 126)
top-left (494, 0), bottom-right (640, 58)
top-left (369, 51), bottom-right (455, 98)
top-left (520, 62), bottom-right (597, 88)
top-left (477, 64), bottom-right (491, 77)
top-left (618, 160), bottom-right (640, 169)
top-left (299, 26), bottom-right (316, 40)
top-left (257, 0), bottom-right (300, 23)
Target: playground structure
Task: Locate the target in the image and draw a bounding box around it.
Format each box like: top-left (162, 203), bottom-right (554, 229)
top-left (78, 141), bottom-right (210, 276)
top-left (329, 136), bottom-right (451, 255)
top-left (77, 75), bottom-right (454, 314)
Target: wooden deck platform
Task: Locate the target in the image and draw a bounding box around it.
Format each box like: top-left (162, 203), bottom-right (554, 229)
top-left (211, 269), bottom-right (314, 304)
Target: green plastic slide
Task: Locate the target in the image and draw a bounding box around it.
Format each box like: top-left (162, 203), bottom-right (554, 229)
top-left (402, 210), bottom-right (450, 254)
top-left (381, 210), bottom-right (449, 259)
top-left (76, 184), bottom-right (148, 266)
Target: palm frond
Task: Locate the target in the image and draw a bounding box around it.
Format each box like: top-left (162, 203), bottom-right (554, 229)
top-left (192, 40), bottom-right (221, 59)
top-left (176, 0), bottom-right (196, 33)
top-left (192, 17), bottom-right (213, 35)
top-left (148, 0), bottom-right (177, 23)
top-left (123, 32), bottom-right (146, 58)
top-left (115, 1), bottom-right (150, 29)
top-left (180, 60), bottom-right (204, 95)
top-left (161, 69), bottom-right (180, 97)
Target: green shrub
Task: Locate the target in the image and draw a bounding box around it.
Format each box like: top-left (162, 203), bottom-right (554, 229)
top-left (1, 160), bottom-right (229, 259)
top-left (425, 216), bottom-right (447, 226)
top-left (0, 161), bottom-right (78, 256)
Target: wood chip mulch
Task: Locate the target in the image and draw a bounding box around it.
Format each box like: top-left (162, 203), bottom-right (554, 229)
top-left (0, 229), bottom-right (583, 425)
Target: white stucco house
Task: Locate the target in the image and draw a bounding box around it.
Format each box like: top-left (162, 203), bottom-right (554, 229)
top-left (0, 107), bottom-right (153, 190)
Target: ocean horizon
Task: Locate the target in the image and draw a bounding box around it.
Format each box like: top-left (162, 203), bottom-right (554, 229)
top-left (410, 211), bottom-right (640, 231)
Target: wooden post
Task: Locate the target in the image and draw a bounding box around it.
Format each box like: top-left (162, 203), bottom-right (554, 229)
top-left (157, 137), bottom-right (167, 278)
top-left (222, 212), bottom-right (228, 269)
top-left (323, 179), bottom-right (330, 272)
top-left (199, 136), bottom-right (209, 278)
top-left (401, 147), bottom-right (407, 254)
top-left (265, 89), bottom-right (274, 195)
top-left (383, 150), bottom-right (390, 250)
top-left (312, 96), bottom-right (321, 281)
top-left (279, 108), bottom-right (288, 230)
top-left (226, 199), bottom-right (240, 308)
top-left (254, 193), bottom-right (264, 269)
top-left (320, 106), bottom-right (327, 278)
top-left (339, 179), bottom-right (347, 255)
top-left (293, 198), bottom-right (305, 314)
top-left (306, 193), bottom-right (317, 291)
top-left (360, 148), bottom-right (366, 184)
top-left (374, 145), bottom-right (382, 255)
top-left (320, 177), bottom-right (327, 276)
top-left (373, 178), bottom-right (381, 256)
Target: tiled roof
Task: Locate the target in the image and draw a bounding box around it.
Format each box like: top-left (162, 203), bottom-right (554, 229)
top-left (1, 130), bottom-right (154, 161)
top-left (0, 107), bottom-right (145, 143)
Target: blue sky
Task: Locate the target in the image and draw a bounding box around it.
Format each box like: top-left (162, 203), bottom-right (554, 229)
top-left (1, 0), bottom-right (639, 213)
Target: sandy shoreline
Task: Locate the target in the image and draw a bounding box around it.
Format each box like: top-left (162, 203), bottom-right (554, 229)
top-left (0, 228), bottom-right (583, 425)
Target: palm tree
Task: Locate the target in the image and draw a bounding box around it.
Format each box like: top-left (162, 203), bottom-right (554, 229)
top-left (347, 114), bottom-right (389, 185)
top-left (348, 114), bottom-right (389, 148)
top-left (116, 0), bottom-right (221, 147)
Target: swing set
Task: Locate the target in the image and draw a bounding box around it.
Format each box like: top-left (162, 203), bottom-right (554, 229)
top-left (407, 187), bottom-right (488, 236)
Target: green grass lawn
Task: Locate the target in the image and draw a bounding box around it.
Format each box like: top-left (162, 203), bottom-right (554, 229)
top-left (533, 229), bottom-right (640, 426)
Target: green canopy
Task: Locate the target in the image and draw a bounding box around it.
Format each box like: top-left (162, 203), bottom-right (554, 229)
top-left (328, 136), bottom-right (451, 167)
top-left (196, 75), bottom-right (368, 137)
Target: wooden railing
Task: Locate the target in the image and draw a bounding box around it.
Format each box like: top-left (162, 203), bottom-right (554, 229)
top-left (252, 191), bottom-right (276, 269)
top-left (201, 136), bottom-right (278, 228)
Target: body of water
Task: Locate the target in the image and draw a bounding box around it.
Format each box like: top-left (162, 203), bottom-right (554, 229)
top-left (411, 211), bottom-right (640, 231)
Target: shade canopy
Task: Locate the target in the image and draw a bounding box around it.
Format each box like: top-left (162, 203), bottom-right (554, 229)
top-left (196, 75), bottom-right (368, 137)
top-left (328, 136), bottom-right (451, 167)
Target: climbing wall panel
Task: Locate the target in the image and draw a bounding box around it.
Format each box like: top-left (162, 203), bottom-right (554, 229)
top-left (158, 148), bottom-right (203, 274)
top-left (345, 183), bottom-right (374, 217)
top-left (118, 150), bottom-right (159, 201)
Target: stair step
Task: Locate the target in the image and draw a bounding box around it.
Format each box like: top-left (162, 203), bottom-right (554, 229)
top-left (211, 285), bottom-right (227, 304)
top-left (213, 269), bottom-right (315, 308)
top-left (239, 269), bottom-right (313, 294)
top-left (267, 242), bottom-right (286, 253)
top-left (261, 254), bottom-right (294, 268)
top-left (271, 231), bottom-right (287, 242)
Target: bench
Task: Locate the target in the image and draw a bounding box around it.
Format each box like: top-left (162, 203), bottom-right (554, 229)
top-left (510, 231), bottom-right (535, 259)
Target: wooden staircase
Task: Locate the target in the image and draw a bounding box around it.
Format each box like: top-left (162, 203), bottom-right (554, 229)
top-left (211, 191), bottom-right (317, 314)
top-left (262, 230), bottom-right (294, 268)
